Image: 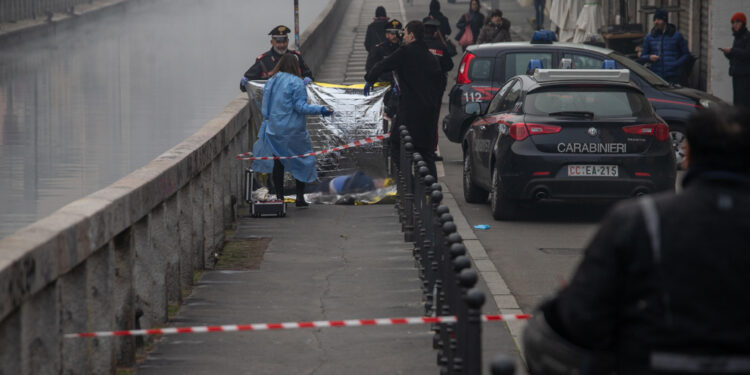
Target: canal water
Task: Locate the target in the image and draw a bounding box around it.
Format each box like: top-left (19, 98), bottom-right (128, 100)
top-left (0, 0), bottom-right (329, 238)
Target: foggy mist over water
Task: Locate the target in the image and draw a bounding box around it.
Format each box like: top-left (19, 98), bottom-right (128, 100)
top-left (0, 0), bottom-right (330, 239)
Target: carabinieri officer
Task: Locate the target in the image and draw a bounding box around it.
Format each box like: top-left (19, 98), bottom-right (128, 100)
top-left (240, 25), bottom-right (314, 92)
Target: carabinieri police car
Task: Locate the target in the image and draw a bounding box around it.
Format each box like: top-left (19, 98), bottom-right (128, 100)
top-left (462, 67), bottom-right (676, 220)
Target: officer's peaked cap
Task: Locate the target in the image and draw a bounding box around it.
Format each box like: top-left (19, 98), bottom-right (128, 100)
top-left (269, 25), bottom-right (291, 37)
top-left (386, 19), bottom-right (403, 32)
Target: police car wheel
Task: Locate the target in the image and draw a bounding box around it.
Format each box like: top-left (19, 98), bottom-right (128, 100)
top-left (670, 128), bottom-right (687, 170)
top-left (490, 168), bottom-right (518, 221)
top-left (463, 151), bottom-right (489, 203)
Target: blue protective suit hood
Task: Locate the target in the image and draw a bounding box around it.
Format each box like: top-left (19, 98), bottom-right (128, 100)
top-left (251, 72), bottom-right (324, 183)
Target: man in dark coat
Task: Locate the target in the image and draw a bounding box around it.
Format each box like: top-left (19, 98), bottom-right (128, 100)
top-left (366, 19), bottom-right (403, 118)
top-left (423, 0), bottom-right (451, 37)
top-left (365, 21), bottom-right (443, 179)
top-left (638, 9), bottom-right (690, 84)
top-left (720, 12), bottom-right (750, 109)
top-left (533, 107), bottom-right (750, 374)
top-left (365, 6), bottom-right (390, 53)
top-left (240, 25), bottom-right (313, 91)
top-left (424, 19), bottom-right (455, 155)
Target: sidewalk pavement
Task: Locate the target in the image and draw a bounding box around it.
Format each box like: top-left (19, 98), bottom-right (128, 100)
top-left (136, 0), bottom-right (533, 373)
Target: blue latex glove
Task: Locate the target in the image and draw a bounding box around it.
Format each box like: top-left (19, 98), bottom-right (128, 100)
top-left (239, 76), bottom-right (249, 92)
top-left (392, 84), bottom-right (400, 96)
top-left (363, 82), bottom-right (373, 96)
top-left (303, 77), bottom-right (313, 85)
top-left (320, 106), bottom-right (334, 117)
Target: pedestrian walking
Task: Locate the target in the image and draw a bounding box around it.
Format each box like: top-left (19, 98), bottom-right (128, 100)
top-left (476, 9), bottom-right (512, 44)
top-left (239, 25), bottom-right (314, 91)
top-left (638, 9), bottom-right (691, 85)
top-left (533, 0), bottom-right (545, 30)
top-left (251, 54), bottom-right (333, 207)
top-left (364, 21), bottom-right (443, 179)
top-left (720, 12), bottom-right (750, 109)
top-left (524, 107), bottom-right (750, 375)
top-left (455, 0), bottom-right (485, 51)
top-left (423, 0), bottom-right (452, 38)
top-left (365, 6), bottom-right (390, 53)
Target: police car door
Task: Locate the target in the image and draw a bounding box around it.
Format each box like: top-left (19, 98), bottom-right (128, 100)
top-left (476, 79), bottom-right (521, 181)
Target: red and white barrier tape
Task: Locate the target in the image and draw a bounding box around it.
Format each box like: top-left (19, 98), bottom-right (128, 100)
top-left (235, 133), bottom-right (390, 161)
top-left (65, 314), bottom-right (531, 338)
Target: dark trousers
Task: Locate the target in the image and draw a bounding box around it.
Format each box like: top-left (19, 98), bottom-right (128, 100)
top-left (733, 75), bottom-right (750, 109)
top-left (272, 160), bottom-right (305, 200)
top-left (389, 135), bottom-right (438, 182)
top-left (534, 0), bottom-right (546, 30)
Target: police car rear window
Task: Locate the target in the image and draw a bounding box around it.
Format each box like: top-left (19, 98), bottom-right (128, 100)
top-left (469, 58), bottom-right (492, 81)
top-left (524, 88), bottom-right (652, 118)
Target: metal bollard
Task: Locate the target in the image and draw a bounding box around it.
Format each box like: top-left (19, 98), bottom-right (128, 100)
top-left (454, 265), bottom-right (477, 374)
top-left (403, 140), bottom-right (415, 242)
top-left (464, 288), bottom-right (486, 375)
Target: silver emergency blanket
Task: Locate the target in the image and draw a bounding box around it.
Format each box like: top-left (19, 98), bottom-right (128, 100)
top-left (245, 80), bottom-right (393, 204)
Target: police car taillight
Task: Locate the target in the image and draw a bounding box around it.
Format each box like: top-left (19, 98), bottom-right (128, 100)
top-left (623, 123), bottom-right (669, 141)
top-left (457, 52), bottom-right (475, 84)
top-left (508, 123), bottom-right (561, 141)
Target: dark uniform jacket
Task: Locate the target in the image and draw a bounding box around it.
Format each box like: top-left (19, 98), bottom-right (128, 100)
top-left (638, 24), bottom-right (690, 81)
top-left (365, 40), bottom-right (442, 150)
top-left (365, 17), bottom-right (390, 53)
top-left (476, 18), bottom-right (512, 44)
top-left (424, 35), bottom-right (455, 94)
top-left (366, 41), bottom-right (400, 83)
top-left (552, 169), bottom-right (750, 374)
top-left (243, 48), bottom-right (313, 81)
top-left (726, 26), bottom-right (750, 77)
top-left (423, 12), bottom-right (452, 37)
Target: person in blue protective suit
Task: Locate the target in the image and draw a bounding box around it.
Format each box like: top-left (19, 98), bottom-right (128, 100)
top-left (639, 9), bottom-right (690, 85)
top-left (251, 54), bottom-right (333, 207)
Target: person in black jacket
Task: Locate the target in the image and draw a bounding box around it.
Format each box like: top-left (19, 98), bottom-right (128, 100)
top-left (424, 18), bottom-right (455, 155)
top-left (455, 0), bottom-right (485, 51)
top-left (364, 21), bottom-right (443, 179)
top-left (365, 6), bottom-right (390, 53)
top-left (366, 19), bottom-right (403, 119)
top-left (720, 12), bottom-right (750, 109)
top-left (530, 107), bottom-right (750, 374)
top-left (239, 25), bottom-right (313, 92)
top-left (423, 0), bottom-right (451, 38)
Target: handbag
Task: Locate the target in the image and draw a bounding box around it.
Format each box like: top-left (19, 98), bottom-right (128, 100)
top-left (459, 15), bottom-right (474, 47)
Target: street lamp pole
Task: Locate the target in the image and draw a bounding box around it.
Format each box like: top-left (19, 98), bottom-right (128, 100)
top-left (294, 0), bottom-right (300, 49)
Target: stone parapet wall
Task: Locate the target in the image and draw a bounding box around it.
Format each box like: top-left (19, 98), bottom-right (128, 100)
top-left (0, 96), bottom-right (251, 373)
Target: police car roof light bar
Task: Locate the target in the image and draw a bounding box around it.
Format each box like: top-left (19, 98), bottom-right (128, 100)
top-left (602, 59), bottom-right (617, 69)
top-left (533, 69), bottom-right (630, 83)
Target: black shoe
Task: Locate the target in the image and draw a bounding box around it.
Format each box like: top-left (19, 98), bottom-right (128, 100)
top-left (435, 155), bottom-right (444, 161)
top-left (295, 199), bottom-right (309, 207)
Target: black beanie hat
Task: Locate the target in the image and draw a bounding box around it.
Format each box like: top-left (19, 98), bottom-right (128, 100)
top-left (375, 6), bottom-right (386, 18)
top-left (654, 9), bottom-right (668, 22)
top-left (430, 0), bottom-right (440, 13)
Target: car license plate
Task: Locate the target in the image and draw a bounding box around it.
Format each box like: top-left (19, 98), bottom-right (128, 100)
top-left (567, 165), bottom-right (618, 177)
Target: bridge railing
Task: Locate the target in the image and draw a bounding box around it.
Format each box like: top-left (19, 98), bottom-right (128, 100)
top-left (393, 125), bottom-right (516, 375)
top-left (0, 0), bottom-right (94, 24)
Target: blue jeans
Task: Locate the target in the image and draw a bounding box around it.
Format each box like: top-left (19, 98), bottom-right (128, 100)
top-left (534, 0), bottom-right (545, 30)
